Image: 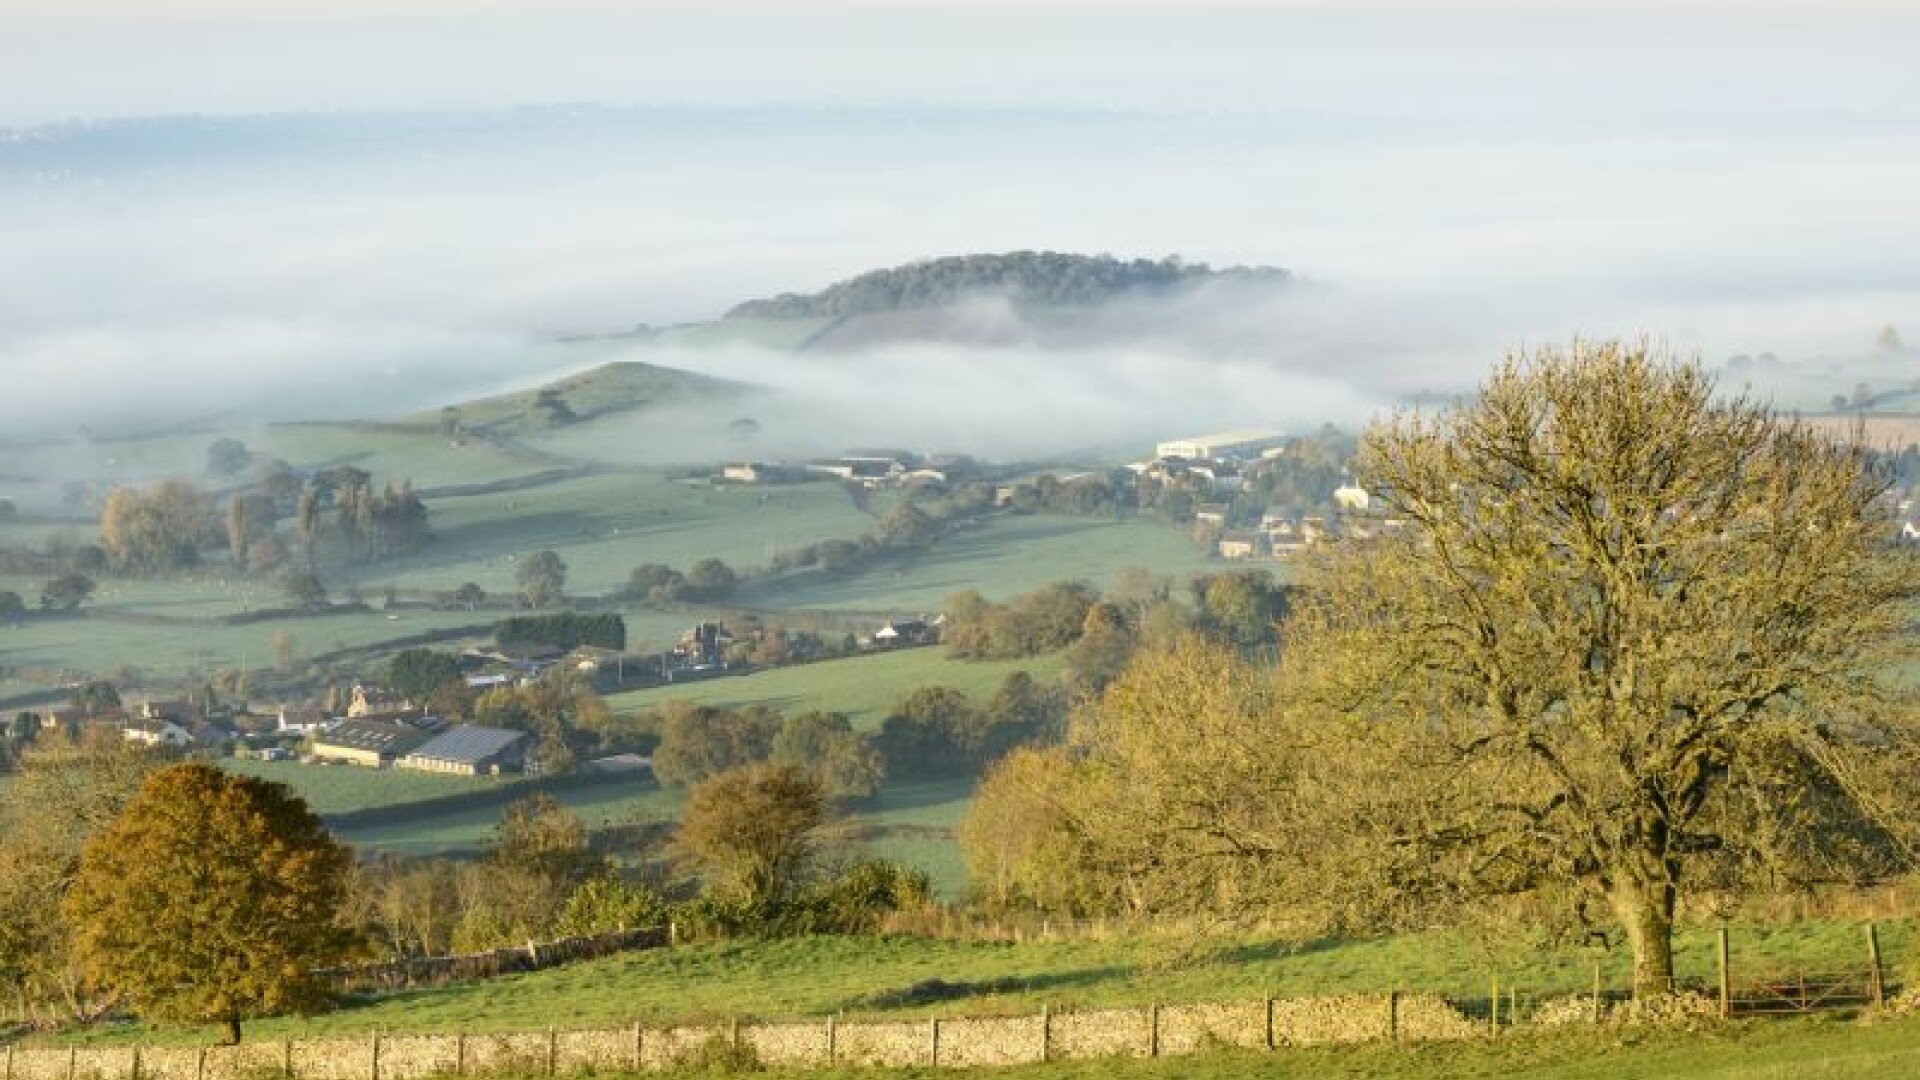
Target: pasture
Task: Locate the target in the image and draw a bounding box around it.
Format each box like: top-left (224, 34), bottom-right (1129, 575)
top-left (743, 515), bottom-right (1221, 615)
top-left (222, 758), bottom-right (511, 817)
top-left (605, 648), bottom-right (1069, 731)
top-left (51, 917), bottom-right (1920, 1045)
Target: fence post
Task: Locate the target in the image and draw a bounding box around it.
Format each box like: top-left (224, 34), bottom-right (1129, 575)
top-left (546, 1027), bottom-right (557, 1077)
top-left (1592, 960), bottom-right (1603, 1025)
top-left (1039, 1006), bottom-right (1050, 1063)
top-left (369, 1033), bottom-right (380, 1080)
top-left (455, 1033), bottom-right (466, 1078)
top-left (131, 1046), bottom-right (141, 1080)
top-left (1868, 923), bottom-right (1886, 1008)
top-left (1264, 996), bottom-right (1275, 1051)
top-left (1717, 928), bottom-right (1732, 1020)
top-left (1388, 990), bottom-right (1399, 1047)
top-left (67, 1045), bottom-right (75, 1080)
top-left (1149, 1004), bottom-right (1160, 1057)
top-left (728, 1017), bottom-right (739, 1052)
top-left (196, 1046), bottom-right (206, 1080)
top-left (283, 1038), bottom-right (293, 1080)
top-left (1489, 975), bottom-right (1498, 1036)
top-left (928, 1018), bottom-right (940, 1067)
top-left (631, 1022), bottom-right (642, 1073)
top-left (826, 1015), bottom-right (837, 1066)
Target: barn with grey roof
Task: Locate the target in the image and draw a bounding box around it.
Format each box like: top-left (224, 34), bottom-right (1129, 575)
top-left (397, 724), bottom-right (529, 776)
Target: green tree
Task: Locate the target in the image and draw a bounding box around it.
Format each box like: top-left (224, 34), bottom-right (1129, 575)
top-left (63, 763), bottom-right (353, 1042)
top-left (770, 711), bottom-right (883, 800)
top-left (649, 703), bottom-right (781, 786)
top-left (0, 590), bottom-right (24, 618)
top-left (280, 569), bottom-right (328, 610)
top-left (677, 764), bottom-right (825, 917)
top-left (518, 550), bottom-right (568, 608)
top-left (877, 503), bottom-right (938, 550)
top-left (495, 793), bottom-right (602, 886)
top-left (451, 581), bottom-right (487, 611)
top-left (685, 557), bottom-right (739, 601)
top-left (551, 877), bottom-right (666, 938)
top-left (0, 731), bottom-right (162, 1021)
top-left (387, 648), bottom-right (462, 702)
top-left (1285, 341), bottom-right (1920, 997)
top-left (39, 572), bottom-right (94, 612)
top-left (205, 438), bottom-right (251, 477)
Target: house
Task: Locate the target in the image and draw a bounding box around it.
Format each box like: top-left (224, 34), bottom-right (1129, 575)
top-left (1218, 531), bottom-right (1263, 560)
top-left (1193, 503), bottom-right (1230, 527)
top-left (310, 719), bottom-right (429, 768)
top-left (1259, 507), bottom-right (1292, 532)
top-left (347, 684), bottom-right (412, 718)
top-left (872, 618), bottom-right (934, 648)
top-left (723, 461), bottom-right (769, 483)
top-left (276, 706), bottom-right (331, 736)
top-left (1902, 520), bottom-right (1920, 543)
top-left (123, 718), bottom-right (194, 749)
top-left (396, 725), bottom-right (528, 776)
top-left (137, 698), bottom-right (199, 724)
top-left (1333, 484), bottom-right (1371, 511)
top-left (678, 622), bottom-right (734, 666)
top-left (466, 673), bottom-right (514, 691)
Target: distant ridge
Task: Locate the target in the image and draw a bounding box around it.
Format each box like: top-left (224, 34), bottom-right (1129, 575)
top-left (724, 251), bottom-right (1289, 321)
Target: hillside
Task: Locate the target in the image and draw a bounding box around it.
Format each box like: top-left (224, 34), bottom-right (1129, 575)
top-left (725, 251), bottom-right (1290, 321)
top-left (422, 361), bottom-right (749, 435)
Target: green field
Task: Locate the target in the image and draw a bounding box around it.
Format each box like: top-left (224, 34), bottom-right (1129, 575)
top-left (52, 917), bottom-right (1919, 1046)
top-left (222, 759), bottom-right (514, 817)
top-left (606, 647), bottom-right (1069, 731)
top-left (743, 515), bottom-right (1220, 615)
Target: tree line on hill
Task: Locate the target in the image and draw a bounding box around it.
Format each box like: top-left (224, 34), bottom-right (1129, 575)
top-left (725, 252), bottom-right (1289, 320)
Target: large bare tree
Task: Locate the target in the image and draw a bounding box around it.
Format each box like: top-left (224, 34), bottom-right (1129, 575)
top-left (1288, 340), bottom-right (1920, 996)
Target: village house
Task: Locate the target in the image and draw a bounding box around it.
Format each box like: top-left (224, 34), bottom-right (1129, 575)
top-left (347, 684), bottom-right (412, 718)
top-left (310, 719), bottom-right (429, 768)
top-left (1193, 503), bottom-right (1230, 528)
top-left (397, 725), bottom-right (528, 776)
top-left (1333, 483), bottom-right (1371, 511)
top-left (872, 617), bottom-right (937, 648)
top-left (1218, 531), bottom-right (1263, 560)
top-left (123, 717), bottom-right (194, 749)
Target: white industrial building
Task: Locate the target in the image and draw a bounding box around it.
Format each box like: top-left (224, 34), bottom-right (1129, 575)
top-left (1154, 429), bottom-right (1289, 462)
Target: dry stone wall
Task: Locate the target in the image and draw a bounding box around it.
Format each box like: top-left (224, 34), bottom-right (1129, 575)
top-left (2, 993), bottom-right (1478, 1077)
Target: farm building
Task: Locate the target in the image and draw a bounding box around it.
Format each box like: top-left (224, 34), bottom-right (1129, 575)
top-left (1154, 429), bottom-right (1288, 462)
top-left (311, 719), bottom-right (429, 768)
top-left (123, 718), bottom-right (194, 749)
top-left (397, 725), bottom-right (529, 776)
top-left (872, 618), bottom-right (936, 648)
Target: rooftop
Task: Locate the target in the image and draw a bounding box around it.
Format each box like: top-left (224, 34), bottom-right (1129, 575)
top-left (403, 724), bottom-right (527, 765)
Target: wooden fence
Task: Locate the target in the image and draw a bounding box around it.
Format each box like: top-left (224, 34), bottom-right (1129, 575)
top-left (313, 927), bottom-right (669, 996)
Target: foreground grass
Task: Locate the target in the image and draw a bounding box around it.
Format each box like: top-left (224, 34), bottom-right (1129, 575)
top-left (644, 1015), bottom-right (1920, 1080)
top-left (58, 918), bottom-right (1917, 1046)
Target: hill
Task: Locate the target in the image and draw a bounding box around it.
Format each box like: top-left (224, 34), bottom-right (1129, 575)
top-left (422, 361), bottom-right (750, 435)
top-left (724, 251), bottom-right (1290, 321)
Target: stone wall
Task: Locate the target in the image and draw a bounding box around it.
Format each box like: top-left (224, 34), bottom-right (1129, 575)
top-left (1, 992), bottom-right (1478, 1077)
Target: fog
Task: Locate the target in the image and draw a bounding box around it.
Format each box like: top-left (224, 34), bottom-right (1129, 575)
top-left (2, 89), bottom-right (1917, 452)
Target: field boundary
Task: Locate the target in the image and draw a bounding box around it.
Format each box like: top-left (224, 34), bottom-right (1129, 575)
top-left (2, 992), bottom-right (1485, 1078)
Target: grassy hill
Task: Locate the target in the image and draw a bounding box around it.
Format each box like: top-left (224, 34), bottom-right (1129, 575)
top-left (419, 361), bottom-right (749, 436)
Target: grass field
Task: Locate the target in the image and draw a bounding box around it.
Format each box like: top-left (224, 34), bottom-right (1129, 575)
top-left (605, 647), bottom-right (1069, 731)
top-left (54, 917), bottom-right (1919, 1046)
top-left (743, 515), bottom-right (1221, 615)
top-left (336, 473), bottom-right (888, 599)
top-left (330, 776), bottom-right (681, 857)
top-left (222, 758), bottom-right (514, 817)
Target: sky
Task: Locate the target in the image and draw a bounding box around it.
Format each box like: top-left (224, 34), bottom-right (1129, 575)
top-left (0, 5), bottom-right (1915, 447)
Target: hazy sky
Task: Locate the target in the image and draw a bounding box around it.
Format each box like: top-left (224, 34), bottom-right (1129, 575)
top-left (1, 4), bottom-right (1915, 446)
top-left (3, 6), bottom-right (1914, 125)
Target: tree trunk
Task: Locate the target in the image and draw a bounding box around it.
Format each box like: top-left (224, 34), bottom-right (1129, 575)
top-left (1610, 875), bottom-right (1678, 999)
top-left (227, 1014), bottom-right (243, 1045)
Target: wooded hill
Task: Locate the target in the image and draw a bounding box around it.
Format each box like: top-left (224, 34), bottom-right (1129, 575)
top-left (724, 252), bottom-right (1290, 320)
